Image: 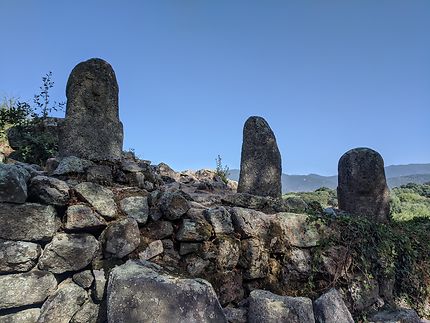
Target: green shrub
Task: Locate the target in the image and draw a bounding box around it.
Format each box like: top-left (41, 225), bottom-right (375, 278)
top-left (0, 72), bottom-right (64, 165)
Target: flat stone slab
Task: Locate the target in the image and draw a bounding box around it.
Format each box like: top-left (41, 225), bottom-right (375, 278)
top-left (0, 203), bottom-right (58, 242)
top-left (0, 270), bottom-right (57, 310)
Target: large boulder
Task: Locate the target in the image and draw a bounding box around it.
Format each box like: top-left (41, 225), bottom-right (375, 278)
top-left (59, 58), bottom-right (123, 161)
top-left (28, 175), bottom-right (69, 206)
top-left (313, 288), bottom-right (354, 323)
top-left (74, 182), bottom-right (117, 219)
top-left (37, 280), bottom-right (88, 323)
top-left (38, 233), bottom-right (99, 273)
top-left (247, 289), bottom-right (315, 323)
top-left (337, 148), bottom-right (390, 222)
top-left (0, 203), bottom-right (58, 241)
top-left (0, 163), bottom-right (29, 203)
top-left (107, 261), bottom-right (227, 323)
top-left (0, 270), bottom-right (57, 309)
top-left (0, 240), bottom-right (41, 273)
top-left (237, 116), bottom-right (282, 198)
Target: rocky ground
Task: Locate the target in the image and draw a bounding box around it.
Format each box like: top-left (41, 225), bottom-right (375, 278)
top-left (0, 153), bottom-right (428, 323)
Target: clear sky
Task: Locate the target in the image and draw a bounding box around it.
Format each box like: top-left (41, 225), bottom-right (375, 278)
top-left (1, 1), bottom-right (429, 175)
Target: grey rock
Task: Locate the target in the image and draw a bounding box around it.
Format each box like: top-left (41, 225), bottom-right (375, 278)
top-left (73, 270), bottom-right (94, 289)
top-left (71, 300), bottom-right (100, 323)
top-left (141, 221), bottom-right (173, 240)
top-left (248, 289), bottom-right (315, 323)
top-left (176, 218), bottom-right (212, 242)
top-left (107, 260), bottom-right (227, 323)
top-left (368, 309), bottom-right (421, 323)
top-left (74, 182), bottom-right (117, 219)
top-left (0, 203), bottom-right (58, 242)
top-left (216, 237), bottom-right (240, 270)
top-left (37, 280), bottom-right (87, 323)
top-left (139, 240), bottom-right (164, 260)
top-left (223, 307), bottom-right (247, 323)
top-left (179, 242), bottom-right (201, 256)
top-left (285, 247), bottom-right (312, 274)
top-left (28, 175), bottom-right (69, 206)
top-left (86, 164), bottom-right (113, 184)
top-left (313, 288), bottom-right (354, 323)
top-left (65, 204), bottom-right (107, 231)
top-left (205, 206), bottom-right (234, 235)
top-left (239, 238), bottom-right (269, 279)
top-left (0, 270), bottom-right (57, 310)
top-left (59, 58), bottom-right (123, 161)
top-left (102, 218), bottom-right (140, 258)
top-left (237, 116), bottom-right (282, 198)
top-left (230, 207), bottom-right (272, 239)
top-left (159, 191), bottom-right (190, 220)
top-left (53, 156), bottom-right (94, 175)
top-left (186, 255), bottom-right (211, 276)
top-left (92, 269), bottom-right (106, 302)
top-left (338, 148), bottom-right (390, 222)
top-left (119, 196), bottom-right (149, 225)
top-left (0, 164), bottom-right (29, 203)
top-left (0, 308), bottom-right (41, 323)
top-left (0, 240), bottom-right (41, 273)
top-left (38, 233), bottom-right (99, 274)
top-left (272, 212), bottom-right (323, 248)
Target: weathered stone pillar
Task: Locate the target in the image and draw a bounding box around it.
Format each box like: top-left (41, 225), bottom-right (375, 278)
top-left (59, 58), bottom-right (123, 161)
top-left (237, 116), bottom-right (282, 198)
top-left (337, 147), bottom-right (390, 222)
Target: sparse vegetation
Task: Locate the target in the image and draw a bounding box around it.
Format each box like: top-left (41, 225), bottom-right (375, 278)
top-left (298, 183), bottom-right (430, 318)
top-left (215, 154), bottom-right (230, 184)
top-left (283, 187), bottom-right (338, 208)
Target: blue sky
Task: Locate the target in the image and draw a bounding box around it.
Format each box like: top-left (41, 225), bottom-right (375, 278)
top-left (1, 1), bottom-right (429, 175)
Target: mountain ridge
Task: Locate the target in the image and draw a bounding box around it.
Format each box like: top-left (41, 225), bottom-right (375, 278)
top-left (227, 163), bottom-right (430, 193)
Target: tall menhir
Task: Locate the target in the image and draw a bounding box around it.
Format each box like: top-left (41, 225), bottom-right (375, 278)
top-left (238, 116), bottom-right (282, 198)
top-left (59, 58), bottom-right (123, 161)
top-left (337, 147), bottom-right (390, 222)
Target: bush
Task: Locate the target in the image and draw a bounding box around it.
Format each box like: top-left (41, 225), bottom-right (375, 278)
top-left (0, 72), bottom-right (64, 165)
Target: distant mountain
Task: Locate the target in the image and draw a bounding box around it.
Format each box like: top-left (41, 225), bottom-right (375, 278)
top-left (228, 163), bottom-right (430, 193)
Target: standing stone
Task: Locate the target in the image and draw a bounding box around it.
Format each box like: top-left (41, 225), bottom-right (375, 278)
top-left (59, 58), bottom-right (123, 161)
top-left (337, 148), bottom-right (390, 222)
top-left (237, 116), bottom-right (282, 198)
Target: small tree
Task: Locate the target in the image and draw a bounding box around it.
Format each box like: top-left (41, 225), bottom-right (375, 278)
top-left (215, 155), bottom-right (230, 184)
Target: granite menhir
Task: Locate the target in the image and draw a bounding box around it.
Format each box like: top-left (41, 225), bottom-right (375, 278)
top-left (59, 58), bottom-right (123, 161)
top-left (337, 147), bottom-right (390, 222)
top-left (237, 116), bottom-right (282, 198)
